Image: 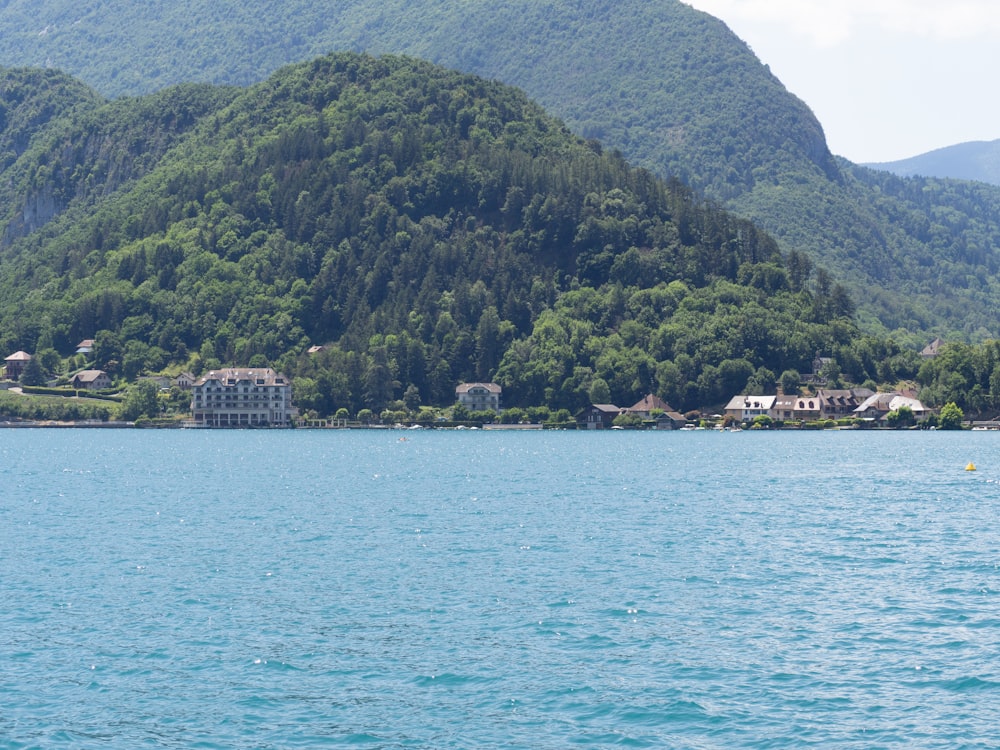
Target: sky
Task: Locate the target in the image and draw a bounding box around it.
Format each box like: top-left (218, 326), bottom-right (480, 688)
top-left (683, 0), bottom-right (1000, 164)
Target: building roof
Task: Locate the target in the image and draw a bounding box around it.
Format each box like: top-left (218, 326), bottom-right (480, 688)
top-left (5, 350), bottom-right (31, 361)
top-left (854, 392), bottom-right (928, 414)
top-left (456, 382), bottom-right (502, 394)
top-left (73, 369), bottom-right (108, 383)
top-left (627, 394), bottom-right (672, 413)
top-left (579, 404), bottom-right (621, 415)
top-left (195, 368), bottom-right (288, 387)
top-left (816, 388), bottom-right (873, 407)
top-left (724, 395), bottom-right (776, 411)
top-left (921, 338), bottom-right (944, 357)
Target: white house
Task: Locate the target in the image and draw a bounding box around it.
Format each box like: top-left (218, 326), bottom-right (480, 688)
top-left (71, 369), bottom-right (111, 390)
top-left (854, 392), bottom-right (929, 422)
top-left (724, 395), bottom-right (776, 422)
top-left (191, 368), bottom-right (294, 427)
top-left (455, 382), bottom-right (502, 413)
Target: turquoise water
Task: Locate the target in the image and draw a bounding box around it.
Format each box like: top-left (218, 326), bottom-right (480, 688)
top-left (2, 429), bottom-right (1000, 748)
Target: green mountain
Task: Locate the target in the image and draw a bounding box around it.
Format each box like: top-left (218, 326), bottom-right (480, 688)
top-left (2, 0), bottom-right (1000, 342)
top-left (866, 140), bottom-right (1000, 187)
top-left (0, 54), bottom-right (881, 415)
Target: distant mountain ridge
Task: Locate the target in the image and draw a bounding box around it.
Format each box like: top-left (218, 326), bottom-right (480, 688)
top-left (865, 140), bottom-right (1000, 187)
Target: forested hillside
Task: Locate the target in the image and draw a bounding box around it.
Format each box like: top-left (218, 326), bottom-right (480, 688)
top-left (1, 0), bottom-right (996, 342)
top-left (0, 54), bottom-right (887, 415)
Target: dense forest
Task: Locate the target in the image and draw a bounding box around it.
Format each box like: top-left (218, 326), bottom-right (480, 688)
top-left (1, 0), bottom-right (998, 343)
top-left (0, 54), bottom-right (890, 417)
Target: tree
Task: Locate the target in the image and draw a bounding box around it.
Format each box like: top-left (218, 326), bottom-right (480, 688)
top-left (612, 412), bottom-right (644, 428)
top-left (403, 384), bottom-right (421, 411)
top-left (779, 369), bottom-right (800, 395)
top-left (588, 377), bottom-right (611, 404)
top-left (886, 405), bottom-right (915, 429)
top-left (938, 402), bottom-right (964, 430)
top-left (36, 348), bottom-right (62, 375)
top-left (500, 407), bottom-right (527, 424)
top-left (20, 356), bottom-right (47, 386)
top-left (120, 380), bottom-right (160, 421)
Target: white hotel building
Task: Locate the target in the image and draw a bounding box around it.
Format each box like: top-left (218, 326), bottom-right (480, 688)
top-left (191, 368), bottom-right (294, 427)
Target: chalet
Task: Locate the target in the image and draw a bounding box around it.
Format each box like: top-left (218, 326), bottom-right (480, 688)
top-left (805, 354), bottom-right (835, 385)
top-left (724, 395), bottom-right (776, 422)
top-left (75, 339), bottom-right (95, 355)
top-left (854, 392), bottom-right (929, 422)
top-left (455, 382), bottom-right (502, 414)
top-left (307, 345), bottom-right (326, 355)
top-left (576, 404), bottom-right (621, 430)
top-left (72, 370), bottom-right (111, 390)
top-left (625, 393), bottom-right (671, 418)
top-left (920, 338), bottom-right (944, 358)
top-left (816, 388), bottom-right (874, 419)
top-left (624, 394), bottom-right (687, 429)
top-left (4, 351), bottom-right (31, 380)
top-left (140, 375), bottom-right (172, 390)
top-left (772, 394), bottom-right (797, 421)
top-left (654, 410), bottom-right (689, 429)
top-left (791, 396), bottom-right (822, 422)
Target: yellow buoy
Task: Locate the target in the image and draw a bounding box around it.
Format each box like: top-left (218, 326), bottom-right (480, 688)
top-left (966, 462), bottom-right (977, 471)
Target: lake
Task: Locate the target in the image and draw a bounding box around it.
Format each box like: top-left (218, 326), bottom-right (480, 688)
top-left (2, 429), bottom-right (999, 748)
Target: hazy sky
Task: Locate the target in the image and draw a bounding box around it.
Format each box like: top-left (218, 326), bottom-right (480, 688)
top-left (683, 0), bottom-right (1000, 163)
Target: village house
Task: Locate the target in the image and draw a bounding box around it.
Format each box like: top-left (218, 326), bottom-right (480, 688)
top-left (854, 392), bottom-right (929, 422)
top-left (791, 395), bottom-right (822, 422)
top-left (75, 339), bottom-right (95, 355)
top-left (724, 394), bottom-right (776, 422)
top-left (624, 394), bottom-right (687, 429)
top-left (455, 382), bottom-right (502, 414)
top-left (816, 388), bottom-right (874, 419)
top-left (772, 393), bottom-right (797, 421)
top-left (191, 367), bottom-right (294, 427)
top-left (4, 351), bottom-right (31, 380)
top-left (72, 370), bottom-right (112, 390)
top-left (174, 372), bottom-right (196, 389)
top-left (625, 393), bottom-right (670, 418)
top-left (804, 353), bottom-right (835, 385)
top-left (576, 404), bottom-right (621, 429)
top-left (920, 338), bottom-right (944, 358)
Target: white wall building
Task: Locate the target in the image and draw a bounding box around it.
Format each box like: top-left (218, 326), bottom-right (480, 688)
top-left (724, 394), bottom-right (776, 422)
top-left (456, 382), bottom-right (502, 413)
top-left (191, 368), bottom-right (293, 427)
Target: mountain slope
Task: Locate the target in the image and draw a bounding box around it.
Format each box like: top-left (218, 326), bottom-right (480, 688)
top-left (866, 140), bottom-right (1000, 186)
top-left (0, 0), bottom-right (837, 200)
top-left (0, 54), bottom-right (872, 414)
top-left (1, 0), bottom-right (1000, 342)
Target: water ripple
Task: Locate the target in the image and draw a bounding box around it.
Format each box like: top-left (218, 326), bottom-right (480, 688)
top-left (3, 430), bottom-right (1000, 747)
